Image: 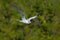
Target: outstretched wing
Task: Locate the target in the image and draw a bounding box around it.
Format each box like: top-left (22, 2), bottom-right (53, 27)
top-left (13, 5), bottom-right (26, 20)
top-left (27, 14), bottom-right (38, 21)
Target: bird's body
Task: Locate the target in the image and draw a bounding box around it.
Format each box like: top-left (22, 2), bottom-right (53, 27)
top-left (13, 5), bottom-right (38, 24)
top-left (19, 19), bottom-right (29, 24)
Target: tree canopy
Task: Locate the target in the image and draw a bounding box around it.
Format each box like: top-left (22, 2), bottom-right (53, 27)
top-left (0, 0), bottom-right (60, 40)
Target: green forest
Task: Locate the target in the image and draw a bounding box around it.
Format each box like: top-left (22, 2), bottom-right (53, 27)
top-left (0, 0), bottom-right (60, 40)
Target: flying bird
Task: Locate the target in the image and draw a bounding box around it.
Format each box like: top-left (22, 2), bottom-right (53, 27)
top-left (13, 5), bottom-right (38, 24)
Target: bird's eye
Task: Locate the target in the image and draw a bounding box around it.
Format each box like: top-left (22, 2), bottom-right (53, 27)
top-left (30, 20), bottom-right (34, 22)
top-left (30, 19), bottom-right (33, 21)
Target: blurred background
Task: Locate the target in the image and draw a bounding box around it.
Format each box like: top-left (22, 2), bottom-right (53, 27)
top-left (0, 0), bottom-right (60, 40)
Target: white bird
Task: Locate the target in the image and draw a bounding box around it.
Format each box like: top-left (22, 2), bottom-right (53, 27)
top-left (13, 6), bottom-right (38, 24)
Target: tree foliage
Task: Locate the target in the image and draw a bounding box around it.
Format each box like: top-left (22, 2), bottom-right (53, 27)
top-left (0, 0), bottom-right (60, 40)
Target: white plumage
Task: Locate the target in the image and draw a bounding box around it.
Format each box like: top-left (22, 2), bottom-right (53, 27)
top-left (13, 6), bottom-right (38, 24)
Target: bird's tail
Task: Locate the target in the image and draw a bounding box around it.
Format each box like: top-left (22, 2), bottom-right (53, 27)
top-left (11, 4), bottom-right (25, 18)
top-left (12, 4), bottom-right (22, 13)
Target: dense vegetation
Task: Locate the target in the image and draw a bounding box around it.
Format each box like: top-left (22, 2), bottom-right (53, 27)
top-left (0, 0), bottom-right (60, 40)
